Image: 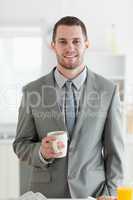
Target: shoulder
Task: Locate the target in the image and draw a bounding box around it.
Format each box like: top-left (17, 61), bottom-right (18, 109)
top-left (87, 68), bottom-right (116, 92)
top-left (22, 69), bottom-right (54, 92)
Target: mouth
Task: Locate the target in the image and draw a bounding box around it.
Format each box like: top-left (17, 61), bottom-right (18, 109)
top-left (64, 55), bottom-right (78, 58)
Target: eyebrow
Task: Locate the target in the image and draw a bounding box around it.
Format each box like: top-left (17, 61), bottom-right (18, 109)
top-left (57, 38), bottom-right (81, 41)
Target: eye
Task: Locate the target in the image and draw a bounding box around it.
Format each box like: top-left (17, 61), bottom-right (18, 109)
top-left (58, 40), bottom-right (67, 45)
top-left (73, 40), bottom-right (81, 45)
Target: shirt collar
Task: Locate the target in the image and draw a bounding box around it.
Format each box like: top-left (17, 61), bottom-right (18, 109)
top-left (54, 68), bottom-right (67, 88)
top-left (54, 66), bottom-right (87, 90)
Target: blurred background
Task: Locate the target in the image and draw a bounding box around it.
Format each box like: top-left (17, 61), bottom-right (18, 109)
top-left (0, 0), bottom-right (133, 199)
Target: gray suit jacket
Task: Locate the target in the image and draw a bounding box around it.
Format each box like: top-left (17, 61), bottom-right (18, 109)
top-left (13, 68), bottom-right (124, 198)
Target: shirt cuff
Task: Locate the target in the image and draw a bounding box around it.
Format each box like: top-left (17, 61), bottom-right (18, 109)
top-left (38, 149), bottom-right (54, 164)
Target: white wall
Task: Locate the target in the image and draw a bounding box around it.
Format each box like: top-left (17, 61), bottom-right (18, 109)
top-left (0, 0), bottom-right (130, 52)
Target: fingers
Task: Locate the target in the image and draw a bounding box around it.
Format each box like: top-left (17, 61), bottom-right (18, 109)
top-left (42, 135), bottom-right (56, 144)
top-left (40, 136), bottom-right (55, 159)
top-left (97, 196), bottom-right (117, 200)
top-left (46, 151), bottom-right (63, 158)
top-left (57, 141), bottom-right (65, 149)
top-left (40, 136), bottom-right (65, 159)
top-left (97, 196), bottom-right (105, 200)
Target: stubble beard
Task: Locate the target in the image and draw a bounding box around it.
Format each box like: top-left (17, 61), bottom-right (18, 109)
top-left (57, 55), bottom-right (84, 70)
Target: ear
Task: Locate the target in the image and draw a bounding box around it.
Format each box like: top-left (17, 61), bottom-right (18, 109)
top-left (85, 40), bottom-right (90, 49)
top-left (51, 41), bottom-right (55, 50)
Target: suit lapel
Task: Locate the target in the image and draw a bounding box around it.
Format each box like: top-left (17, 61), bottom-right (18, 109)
top-left (42, 68), bottom-right (66, 131)
top-left (42, 68), bottom-right (97, 141)
top-left (72, 68), bottom-right (97, 138)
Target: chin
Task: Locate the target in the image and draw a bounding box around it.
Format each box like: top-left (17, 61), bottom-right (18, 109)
top-left (60, 61), bottom-right (81, 69)
top-left (62, 65), bottom-right (79, 70)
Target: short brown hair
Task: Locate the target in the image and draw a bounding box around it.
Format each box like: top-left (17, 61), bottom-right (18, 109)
top-left (52, 16), bottom-right (88, 42)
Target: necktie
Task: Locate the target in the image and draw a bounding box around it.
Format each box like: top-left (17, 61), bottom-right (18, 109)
top-left (65, 80), bottom-right (76, 135)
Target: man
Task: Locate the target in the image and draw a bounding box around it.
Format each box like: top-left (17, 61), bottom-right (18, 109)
top-left (13, 16), bottom-right (124, 198)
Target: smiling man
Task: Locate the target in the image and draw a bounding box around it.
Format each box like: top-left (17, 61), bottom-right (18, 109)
top-left (51, 24), bottom-right (89, 74)
top-left (13, 16), bottom-right (124, 199)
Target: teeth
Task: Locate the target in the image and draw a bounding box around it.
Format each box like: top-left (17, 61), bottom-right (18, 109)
top-left (65, 56), bottom-right (76, 58)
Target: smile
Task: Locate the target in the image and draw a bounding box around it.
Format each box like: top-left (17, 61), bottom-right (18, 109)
top-left (64, 55), bottom-right (78, 58)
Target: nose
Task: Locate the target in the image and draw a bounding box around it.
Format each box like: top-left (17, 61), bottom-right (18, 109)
top-left (66, 41), bottom-right (75, 50)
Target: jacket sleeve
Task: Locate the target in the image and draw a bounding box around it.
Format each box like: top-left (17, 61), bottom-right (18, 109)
top-left (103, 85), bottom-right (125, 196)
top-left (13, 87), bottom-right (51, 168)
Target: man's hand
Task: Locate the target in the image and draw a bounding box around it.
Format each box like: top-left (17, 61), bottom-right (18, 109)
top-left (97, 196), bottom-right (117, 200)
top-left (40, 135), bottom-right (65, 159)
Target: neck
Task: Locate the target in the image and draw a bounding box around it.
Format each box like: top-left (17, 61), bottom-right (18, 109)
top-left (57, 64), bottom-right (85, 79)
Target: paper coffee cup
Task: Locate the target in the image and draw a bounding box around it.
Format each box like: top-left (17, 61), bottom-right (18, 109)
top-left (47, 131), bottom-right (68, 158)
